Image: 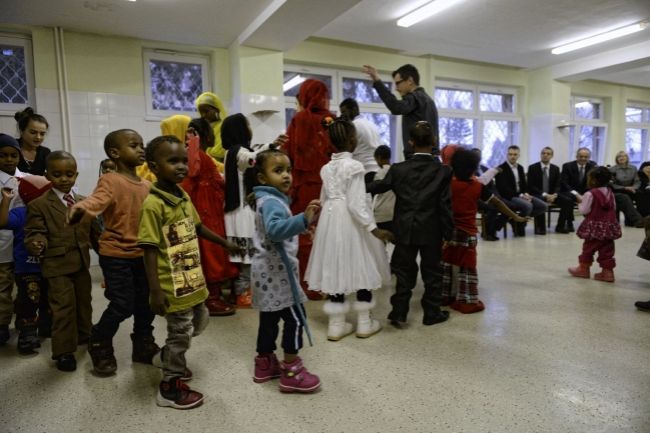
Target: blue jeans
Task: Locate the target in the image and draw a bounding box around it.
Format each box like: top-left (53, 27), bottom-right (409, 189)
top-left (92, 255), bottom-right (154, 341)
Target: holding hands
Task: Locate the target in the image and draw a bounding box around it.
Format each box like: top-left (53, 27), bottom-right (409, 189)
top-left (371, 228), bottom-right (394, 243)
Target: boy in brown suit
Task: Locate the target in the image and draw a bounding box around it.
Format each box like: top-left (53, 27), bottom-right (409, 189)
top-left (25, 151), bottom-right (99, 371)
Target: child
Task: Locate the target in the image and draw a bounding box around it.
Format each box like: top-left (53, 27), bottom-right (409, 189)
top-left (440, 147), bottom-right (525, 314)
top-left (305, 118), bottom-right (391, 341)
top-left (68, 129), bottom-right (159, 376)
top-left (24, 151), bottom-right (99, 371)
top-left (99, 158), bottom-right (116, 175)
top-left (634, 216), bottom-right (650, 312)
top-left (568, 166), bottom-right (622, 282)
top-left (182, 118), bottom-right (238, 316)
top-left (138, 135), bottom-right (240, 409)
top-left (0, 134), bottom-right (25, 345)
top-left (0, 175), bottom-right (52, 354)
top-left (367, 121), bottom-right (453, 328)
top-left (372, 145), bottom-right (395, 233)
top-left (221, 113), bottom-right (265, 308)
top-left (251, 149), bottom-right (321, 393)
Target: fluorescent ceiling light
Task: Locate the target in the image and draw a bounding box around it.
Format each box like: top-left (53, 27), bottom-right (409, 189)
top-left (552, 22), bottom-right (647, 55)
top-left (283, 75), bottom-right (305, 92)
top-left (397, 0), bottom-right (465, 28)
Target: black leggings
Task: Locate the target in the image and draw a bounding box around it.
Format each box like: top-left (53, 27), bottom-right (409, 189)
top-left (256, 304), bottom-right (305, 355)
top-left (330, 290), bottom-right (372, 303)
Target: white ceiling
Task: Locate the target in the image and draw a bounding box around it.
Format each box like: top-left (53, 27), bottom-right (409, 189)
top-left (1, 0), bottom-right (649, 88)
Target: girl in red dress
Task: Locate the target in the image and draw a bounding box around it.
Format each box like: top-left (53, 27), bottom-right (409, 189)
top-left (283, 79), bottom-right (336, 300)
top-left (182, 118), bottom-right (239, 315)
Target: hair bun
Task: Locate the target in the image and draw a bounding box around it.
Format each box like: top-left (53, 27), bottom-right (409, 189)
top-left (14, 107), bottom-right (34, 122)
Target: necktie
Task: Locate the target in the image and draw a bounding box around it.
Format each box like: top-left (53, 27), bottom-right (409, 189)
top-left (63, 193), bottom-right (75, 208)
top-left (542, 166), bottom-right (549, 193)
top-left (579, 165), bottom-right (585, 183)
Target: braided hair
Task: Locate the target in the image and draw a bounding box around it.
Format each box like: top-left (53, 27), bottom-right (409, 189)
top-left (322, 116), bottom-right (356, 152)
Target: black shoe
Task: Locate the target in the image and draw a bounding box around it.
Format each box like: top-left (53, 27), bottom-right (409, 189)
top-left (534, 227), bottom-right (546, 235)
top-left (635, 300), bottom-right (650, 312)
top-left (88, 337), bottom-right (117, 375)
top-left (633, 220), bottom-right (645, 228)
top-left (17, 325), bottom-right (40, 355)
top-left (0, 324), bottom-right (9, 346)
top-left (423, 310), bottom-right (450, 326)
top-left (482, 233), bottom-right (499, 241)
top-left (38, 327), bottom-right (51, 338)
top-left (566, 222), bottom-right (575, 232)
top-left (387, 311), bottom-right (407, 328)
top-left (55, 353), bottom-right (77, 372)
top-left (555, 225), bottom-right (569, 234)
top-left (131, 333), bottom-right (160, 364)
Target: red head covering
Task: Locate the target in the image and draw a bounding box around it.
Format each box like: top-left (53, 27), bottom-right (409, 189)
top-left (18, 175), bottom-right (52, 204)
top-left (440, 144), bottom-right (459, 165)
top-left (284, 79), bottom-right (335, 174)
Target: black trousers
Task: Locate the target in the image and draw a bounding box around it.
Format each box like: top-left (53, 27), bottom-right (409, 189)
top-left (257, 304), bottom-right (305, 355)
top-left (390, 242), bottom-right (443, 318)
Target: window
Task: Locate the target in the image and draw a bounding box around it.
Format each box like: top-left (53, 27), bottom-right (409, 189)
top-left (283, 66), bottom-right (397, 160)
top-left (0, 34), bottom-right (35, 115)
top-left (143, 50), bottom-right (210, 119)
top-left (434, 81), bottom-right (520, 167)
top-left (569, 96), bottom-right (607, 163)
top-left (625, 104), bottom-right (650, 165)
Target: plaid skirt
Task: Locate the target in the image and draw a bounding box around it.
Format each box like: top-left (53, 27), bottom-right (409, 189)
top-left (442, 229), bottom-right (477, 268)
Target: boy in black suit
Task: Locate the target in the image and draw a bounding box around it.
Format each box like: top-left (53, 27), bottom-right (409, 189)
top-left (367, 122), bottom-right (452, 327)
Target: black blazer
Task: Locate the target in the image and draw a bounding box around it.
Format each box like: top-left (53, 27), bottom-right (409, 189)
top-left (527, 162), bottom-right (561, 196)
top-left (560, 161), bottom-right (597, 194)
top-left (495, 162), bottom-right (527, 200)
top-left (367, 154), bottom-right (453, 245)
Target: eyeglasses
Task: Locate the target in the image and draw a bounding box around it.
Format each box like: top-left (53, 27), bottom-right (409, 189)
top-left (394, 79), bottom-right (405, 86)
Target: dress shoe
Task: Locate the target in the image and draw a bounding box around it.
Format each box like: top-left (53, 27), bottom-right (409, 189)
top-left (422, 310), bottom-right (450, 326)
top-left (534, 227), bottom-right (546, 235)
top-left (566, 222), bottom-right (575, 232)
top-left (205, 297), bottom-right (236, 316)
top-left (634, 220), bottom-right (645, 228)
top-left (55, 353), bottom-right (77, 372)
top-left (482, 234), bottom-right (499, 241)
top-left (555, 225), bottom-right (569, 234)
top-left (634, 300), bottom-right (650, 312)
top-left (387, 311), bottom-right (407, 328)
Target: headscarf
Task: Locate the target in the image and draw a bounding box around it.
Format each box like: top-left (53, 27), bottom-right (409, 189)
top-left (284, 79), bottom-right (335, 173)
top-left (160, 115), bottom-right (191, 142)
top-left (195, 92), bottom-right (227, 161)
top-left (221, 114), bottom-right (254, 213)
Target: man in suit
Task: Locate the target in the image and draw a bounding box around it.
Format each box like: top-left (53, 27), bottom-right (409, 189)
top-left (559, 147), bottom-right (597, 232)
top-left (473, 148), bottom-right (504, 241)
top-left (527, 147), bottom-right (575, 234)
top-left (495, 145), bottom-right (547, 236)
top-left (367, 121), bottom-right (452, 327)
top-left (25, 151), bottom-right (99, 371)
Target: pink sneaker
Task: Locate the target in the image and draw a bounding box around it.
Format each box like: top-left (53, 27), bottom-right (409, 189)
top-left (253, 353), bottom-right (281, 383)
top-left (278, 357), bottom-right (321, 393)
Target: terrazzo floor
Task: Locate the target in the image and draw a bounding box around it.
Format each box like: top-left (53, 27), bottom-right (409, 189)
top-left (1, 221), bottom-right (649, 433)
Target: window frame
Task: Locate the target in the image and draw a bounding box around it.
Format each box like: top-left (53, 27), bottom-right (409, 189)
top-left (625, 101), bottom-right (650, 165)
top-left (569, 95), bottom-right (608, 163)
top-left (435, 80), bottom-right (521, 165)
top-left (143, 49), bottom-right (211, 121)
top-left (0, 33), bottom-right (35, 116)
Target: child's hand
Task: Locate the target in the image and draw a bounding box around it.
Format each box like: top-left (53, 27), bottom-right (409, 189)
top-left (225, 241), bottom-right (245, 257)
top-left (371, 228), bottom-right (394, 243)
top-left (304, 199), bottom-right (321, 224)
top-left (1, 188), bottom-right (14, 201)
top-left (575, 194), bottom-right (583, 204)
top-left (66, 207), bottom-right (85, 225)
top-left (272, 134), bottom-right (289, 148)
top-left (150, 290), bottom-right (169, 316)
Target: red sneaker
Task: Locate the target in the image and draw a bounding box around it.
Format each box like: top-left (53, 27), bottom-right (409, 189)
top-left (279, 357), bottom-right (321, 393)
top-left (450, 300), bottom-right (485, 314)
top-left (253, 353), bottom-right (281, 383)
top-left (156, 378), bottom-right (204, 410)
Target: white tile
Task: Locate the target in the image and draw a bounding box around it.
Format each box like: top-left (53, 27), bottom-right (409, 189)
top-left (67, 91), bottom-right (89, 115)
top-left (69, 136), bottom-right (92, 159)
top-left (88, 115), bottom-right (110, 138)
top-left (68, 114), bottom-right (90, 137)
top-left (35, 88), bottom-right (60, 113)
top-left (88, 92), bottom-right (108, 115)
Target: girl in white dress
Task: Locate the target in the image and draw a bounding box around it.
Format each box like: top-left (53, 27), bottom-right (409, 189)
top-left (305, 118), bottom-right (392, 341)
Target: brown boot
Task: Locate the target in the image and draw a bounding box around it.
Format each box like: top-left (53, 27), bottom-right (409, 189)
top-left (568, 262), bottom-right (591, 278)
top-left (593, 268), bottom-right (615, 283)
top-left (205, 282), bottom-right (235, 316)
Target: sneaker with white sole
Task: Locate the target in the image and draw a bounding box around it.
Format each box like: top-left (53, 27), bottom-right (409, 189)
top-left (156, 378), bottom-right (204, 410)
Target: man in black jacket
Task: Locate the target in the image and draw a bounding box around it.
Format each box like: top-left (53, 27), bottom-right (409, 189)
top-left (362, 64), bottom-right (438, 159)
top-left (367, 122), bottom-right (452, 327)
top-left (495, 145), bottom-right (547, 236)
top-left (559, 147), bottom-right (597, 232)
top-left (527, 147), bottom-right (575, 234)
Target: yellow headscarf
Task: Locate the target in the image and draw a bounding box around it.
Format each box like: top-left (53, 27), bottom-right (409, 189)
top-left (195, 92), bottom-right (227, 161)
top-left (135, 115), bottom-right (192, 182)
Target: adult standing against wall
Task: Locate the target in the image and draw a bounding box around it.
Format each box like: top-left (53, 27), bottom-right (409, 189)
top-left (559, 147), bottom-right (597, 232)
top-left (14, 108), bottom-right (51, 176)
top-left (362, 64), bottom-right (438, 159)
top-left (283, 79), bottom-right (336, 300)
top-left (195, 92), bottom-right (228, 162)
top-left (610, 150), bottom-right (644, 227)
top-left (339, 98), bottom-right (381, 182)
